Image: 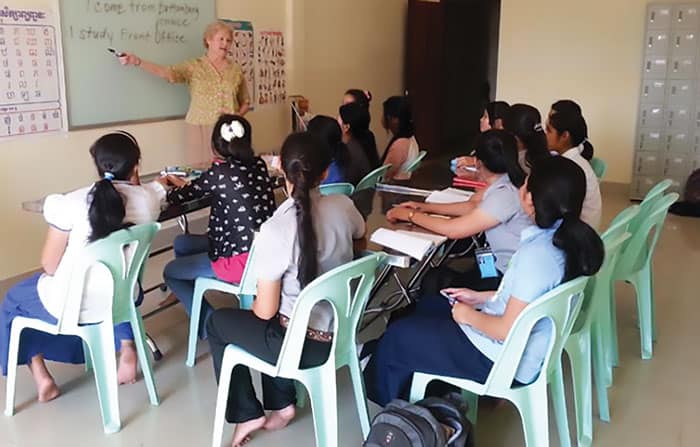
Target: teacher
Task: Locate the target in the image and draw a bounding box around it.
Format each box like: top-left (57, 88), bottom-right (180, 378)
top-left (119, 21), bottom-right (251, 164)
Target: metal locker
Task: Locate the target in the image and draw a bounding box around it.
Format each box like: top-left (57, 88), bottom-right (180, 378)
top-left (691, 132), bottom-right (700, 154)
top-left (673, 5), bottom-right (700, 29)
top-left (632, 176), bottom-right (661, 198)
top-left (643, 57), bottom-right (669, 77)
top-left (642, 79), bottom-right (667, 103)
top-left (645, 30), bottom-right (671, 54)
top-left (670, 30), bottom-right (699, 55)
top-left (638, 129), bottom-right (665, 152)
top-left (667, 130), bottom-right (692, 152)
top-left (663, 155), bottom-right (692, 178)
top-left (647, 5), bottom-right (673, 29)
top-left (667, 80), bottom-right (693, 103)
top-left (635, 152), bottom-right (664, 176)
top-left (666, 105), bottom-right (692, 128)
top-left (668, 56), bottom-right (696, 78)
top-left (640, 104), bottom-right (665, 127)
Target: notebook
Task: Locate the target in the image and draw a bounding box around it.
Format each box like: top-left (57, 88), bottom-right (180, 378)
top-left (425, 188), bottom-right (475, 204)
top-left (370, 228), bottom-right (448, 260)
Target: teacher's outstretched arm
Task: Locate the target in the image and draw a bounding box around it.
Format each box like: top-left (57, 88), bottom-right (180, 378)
top-left (119, 52), bottom-right (175, 82)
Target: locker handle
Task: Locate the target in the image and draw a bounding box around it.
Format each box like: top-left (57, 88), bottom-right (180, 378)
top-left (648, 37), bottom-right (653, 47)
top-left (677, 36), bottom-right (682, 46)
top-left (674, 61), bottom-right (680, 71)
top-left (672, 86), bottom-right (677, 94)
top-left (679, 10), bottom-right (684, 21)
top-left (651, 11), bottom-right (656, 22)
top-left (644, 86), bottom-right (650, 95)
top-left (646, 61), bottom-right (652, 70)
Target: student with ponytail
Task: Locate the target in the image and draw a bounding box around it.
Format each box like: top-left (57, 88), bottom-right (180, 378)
top-left (382, 95), bottom-right (420, 181)
top-left (0, 132), bottom-right (168, 402)
top-left (387, 130), bottom-right (531, 291)
top-left (206, 132), bottom-right (365, 446)
top-left (453, 101), bottom-right (511, 175)
top-left (343, 88), bottom-right (372, 109)
top-left (163, 115), bottom-right (276, 339)
top-left (308, 115), bottom-right (371, 186)
top-left (339, 101), bottom-right (380, 168)
top-left (365, 156), bottom-right (604, 406)
top-left (546, 103), bottom-right (602, 229)
top-left (504, 103), bottom-right (552, 174)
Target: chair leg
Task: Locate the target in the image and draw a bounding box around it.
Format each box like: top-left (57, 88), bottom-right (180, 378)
top-left (239, 294), bottom-right (254, 310)
top-left (83, 341), bottom-right (92, 372)
top-left (512, 387), bottom-right (550, 447)
top-left (83, 325), bottom-right (121, 434)
top-left (591, 323), bottom-right (610, 422)
top-left (348, 357), bottom-right (371, 437)
top-left (649, 265), bottom-right (657, 342)
top-left (408, 372), bottom-right (432, 403)
top-left (295, 381), bottom-right (307, 408)
top-left (462, 390), bottom-right (479, 426)
top-left (607, 282), bottom-right (620, 372)
top-left (186, 282), bottom-right (207, 367)
top-left (567, 335), bottom-right (593, 447)
top-left (632, 267), bottom-right (654, 360)
top-left (130, 311), bottom-right (159, 406)
top-left (305, 367), bottom-right (339, 447)
top-left (4, 322), bottom-right (25, 416)
top-left (550, 362), bottom-right (572, 447)
top-left (212, 353), bottom-right (235, 447)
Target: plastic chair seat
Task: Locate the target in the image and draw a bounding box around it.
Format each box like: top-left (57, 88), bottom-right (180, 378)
top-left (355, 165), bottom-right (392, 192)
top-left (320, 183), bottom-right (355, 197)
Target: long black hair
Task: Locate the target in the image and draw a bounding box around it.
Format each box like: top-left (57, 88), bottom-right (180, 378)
top-left (504, 104), bottom-right (551, 170)
top-left (345, 88), bottom-right (372, 109)
top-left (550, 100), bottom-right (594, 161)
top-left (87, 132), bottom-right (141, 242)
top-left (280, 132), bottom-right (332, 288)
top-left (527, 156), bottom-right (604, 281)
top-left (486, 101), bottom-right (511, 128)
top-left (211, 114), bottom-right (255, 164)
top-left (474, 130), bottom-right (526, 188)
top-left (307, 115), bottom-right (352, 181)
top-left (339, 102), bottom-right (379, 167)
top-left (381, 96), bottom-right (415, 162)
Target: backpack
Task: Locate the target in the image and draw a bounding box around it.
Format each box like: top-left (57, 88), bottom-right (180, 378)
top-left (685, 169), bottom-right (700, 204)
top-left (364, 394), bottom-right (474, 447)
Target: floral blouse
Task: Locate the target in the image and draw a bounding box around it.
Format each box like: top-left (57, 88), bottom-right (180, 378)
top-left (167, 157), bottom-right (275, 260)
top-left (169, 56), bottom-right (250, 125)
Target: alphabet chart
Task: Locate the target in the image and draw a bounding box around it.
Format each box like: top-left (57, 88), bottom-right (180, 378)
top-left (223, 19), bottom-right (255, 108)
top-left (256, 31), bottom-right (286, 106)
top-left (0, 1), bottom-right (67, 138)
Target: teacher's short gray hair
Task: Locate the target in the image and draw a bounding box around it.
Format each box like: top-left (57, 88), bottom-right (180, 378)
top-left (203, 21), bottom-right (233, 49)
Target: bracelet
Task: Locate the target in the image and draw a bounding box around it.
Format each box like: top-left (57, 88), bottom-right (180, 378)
top-left (408, 210), bottom-right (416, 224)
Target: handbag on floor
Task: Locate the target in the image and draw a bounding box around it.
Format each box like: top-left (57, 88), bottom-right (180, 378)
top-left (364, 394), bottom-right (474, 447)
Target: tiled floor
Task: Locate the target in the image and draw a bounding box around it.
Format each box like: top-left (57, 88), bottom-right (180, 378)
top-left (1, 182), bottom-right (698, 446)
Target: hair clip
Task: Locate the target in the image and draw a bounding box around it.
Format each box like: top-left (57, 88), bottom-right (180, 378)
top-left (220, 120), bottom-right (246, 142)
top-left (103, 172), bottom-right (115, 181)
top-left (533, 123), bottom-right (544, 132)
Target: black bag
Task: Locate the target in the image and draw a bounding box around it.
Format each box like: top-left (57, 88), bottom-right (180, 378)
top-left (364, 394), bottom-right (474, 447)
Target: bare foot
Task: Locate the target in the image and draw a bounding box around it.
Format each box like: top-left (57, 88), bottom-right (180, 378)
top-left (28, 355), bottom-right (60, 403)
top-left (37, 377), bottom-right (60, 403)
top-left (231, 416), bottom-right (266, 447)
top-left (263, 404), bottom-right (296, 431)
top-left (117, 342), bottom-right (138, 385)
top-left (158, 293), bottom-right (179, 307)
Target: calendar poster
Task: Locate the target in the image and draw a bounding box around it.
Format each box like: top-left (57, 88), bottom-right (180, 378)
top-left (223, 20), bottom-right (255, 108)
top-left (0, 1), bottom-right (68, 138)
top-left (256, 31), bottom-right (286, 106)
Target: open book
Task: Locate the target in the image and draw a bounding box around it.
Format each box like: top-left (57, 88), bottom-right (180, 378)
top-left (425, 187), bottom-right (475, 204)
top-left (370, 228), bottom-right (448, 260)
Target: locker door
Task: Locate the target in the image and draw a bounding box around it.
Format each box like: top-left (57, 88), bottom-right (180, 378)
top-left (642, 79), bottom-right (667, 103)
top-left (647, 5), bottom-right (673, 29)
top-left (663, 155), bottom-right (691, 178)
top-left (643, 57), bottom-right (669, 77)
top-left (635, 152), bottom-right (663, 176)
top-left (638, 129), bottom-right (665, 152)
top-left (667, 130), bottom-right (692, 153)
top-left (666, 105), bottom-right (692, 128)
top-left (667, 80), bottom-right (693, 104)
top-left (691, 132), bottom-right (700, 154)
top-left (645, 30), bottom-right (671, 54)
top-left (640, 104), bottom-right (665, 127)
top-left (673, 5), bottom-right (700, 29)
top-left (632, 176), bottom-right (661, 198)
top-left (668, 56), bottom-right (696, 79)
top-left (670, 30), bottom-right (699, 56)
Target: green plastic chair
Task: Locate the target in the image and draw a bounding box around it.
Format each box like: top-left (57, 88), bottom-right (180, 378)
top-left (563, 231), bottom-right (630, 447)
top-left (187, 238), bottom-right (258, 367)
top-left (402, 150), bottom-right (428, 175)
top-left (319, 182), bottom-right (355, 197)
top-left (627, 179), bottom-right (673, 235)
top-left (409, 276), bottom-right (589, 447)
top-left (590, 157), bottom-right (607, 180)
top-left (355, 164), bottom-right (392, 192)
top-left (5, 223), bottom-right (161, 434)
top-left (612, 193), bottom-right (679, 360)
top-left (211, 252), bottom-right (387, 447)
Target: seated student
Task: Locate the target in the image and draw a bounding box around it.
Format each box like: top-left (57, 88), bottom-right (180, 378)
top-left (387, 130), bottom-right (530, 291)
top-left (453, 101), bottom-right (510, 175)
top-left (343, 88), bottom-right (372, 109)
top-left (308, 115), bottom-right (370, 186)
top-left (546, 106), bottom-right (602, 229)
top-left (504, 103), bottom-right (552, 174)
top-left (549, 99), bottom-right (594, 160)
top-left (339, 101), bottom-right (380, 169)
top-left (206, 132), bottom-right (365, 447)
top-left (163, 115), bottom-right (276, 338)
top-left (364, 156), bottom-right (604, 406)
top-left (0, 132), bottom-right (169, 401)
top-left (382, 96), bottom-right (420, 181)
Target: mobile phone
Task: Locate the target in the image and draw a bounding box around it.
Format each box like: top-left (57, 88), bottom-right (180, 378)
top-left (440, 289), bottom-right (456, 306)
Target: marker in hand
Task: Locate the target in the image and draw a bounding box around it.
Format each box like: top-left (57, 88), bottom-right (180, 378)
top-left (107, 48), bottom-right (125, 57)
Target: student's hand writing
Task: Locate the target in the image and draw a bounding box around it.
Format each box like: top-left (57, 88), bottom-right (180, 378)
top-left (455, 156), bottom-right (476, 169)
top-left (442, 288), bottom-right (491, 305)
top-left (386, 206), bottom-right (411, 224)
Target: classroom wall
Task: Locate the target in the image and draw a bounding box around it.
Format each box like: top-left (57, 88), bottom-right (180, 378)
top-left (497, 0), bottom-right (686, 184)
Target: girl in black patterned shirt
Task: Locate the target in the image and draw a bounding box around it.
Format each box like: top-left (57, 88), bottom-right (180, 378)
top-left (163, 115), bottom-right (276, 338)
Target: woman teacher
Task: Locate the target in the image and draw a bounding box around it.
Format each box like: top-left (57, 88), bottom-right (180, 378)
top-left (119, 21), bottom-right (251, 164)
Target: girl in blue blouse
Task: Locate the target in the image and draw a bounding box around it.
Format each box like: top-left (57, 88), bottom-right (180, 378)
top-left (364, 156), bottom-right (604, 405)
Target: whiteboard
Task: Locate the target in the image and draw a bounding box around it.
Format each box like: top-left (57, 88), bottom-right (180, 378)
top-left (59, 0), bottom-right (216, 127)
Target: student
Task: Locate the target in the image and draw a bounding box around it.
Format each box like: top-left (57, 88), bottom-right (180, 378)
top-left (343, 88), bottom-right (372, 109)
top-left (382, 96), bottom-right (420, 181)
top-left (503, 103), bottom-right (552, 174)
top-left (546, 107), bottom-right (602, 229)
top-left (0, 132), bottom-right (169, 401)
top-left (549, 99), bottom-right (594, 160)
top-left (206, 132), bottom-right (365, 446)
top-left (486, 101), bottom-right (511, 130)
top-left (453, 101), bottom-right (510, 175)
top-left (308, 115), bottom-right (370, 186)
top-left (388, 130), bottom-right (530, 291)
top-left (339, 101), bottom-right (380, 168)
top-left (364, 156), bottom-right (604, 406)
top-left (163, 115), bottom-right (276, 339)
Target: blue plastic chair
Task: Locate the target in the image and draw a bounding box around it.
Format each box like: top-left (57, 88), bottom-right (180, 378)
top-left (5, 223), bottom-right (161, 434)
top-left (319, 182), bottom-right (355, 197)
top-left (211, 252), bottom-right (387, 447)
top-left (355, 164), bottom-right (392, 192)
top-left (590, 157), bottom-right (608, 180)
top-left (410, 276), bottom-right (589, 447)
top-left (186, 239), bottom-right (258, 367)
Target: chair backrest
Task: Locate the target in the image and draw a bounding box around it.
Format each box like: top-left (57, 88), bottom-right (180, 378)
top-left (319, 182), bottom-right (355, 197)
top-left (590, 157), bottom-right (608, 180)
top-left (237, 235), bottom-right (259, 296)
top-left (483, 276), bottom-right (588, 392)
top-left (274, 252), bottom-right (386, 376)
top-left (59, 223), bottom-right (160, 331)
top-left (402, 150), bottom-right (427, 175)
top-left (616, 193), bottom-right (678, 275)
top-left (355, 164), bottom-right (392, 192)
top-left (606, 205), bottom-right (640, 236)
top-left (572, 232), bottom-right (630, 334)
top-left (629, 179), bottom-right (673, 234)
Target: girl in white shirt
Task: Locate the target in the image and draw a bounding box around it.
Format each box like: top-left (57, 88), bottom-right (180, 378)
top-left (0, 132), bottom-right (168, 403)
top-left (382, 96), bottom-right (420, 181)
